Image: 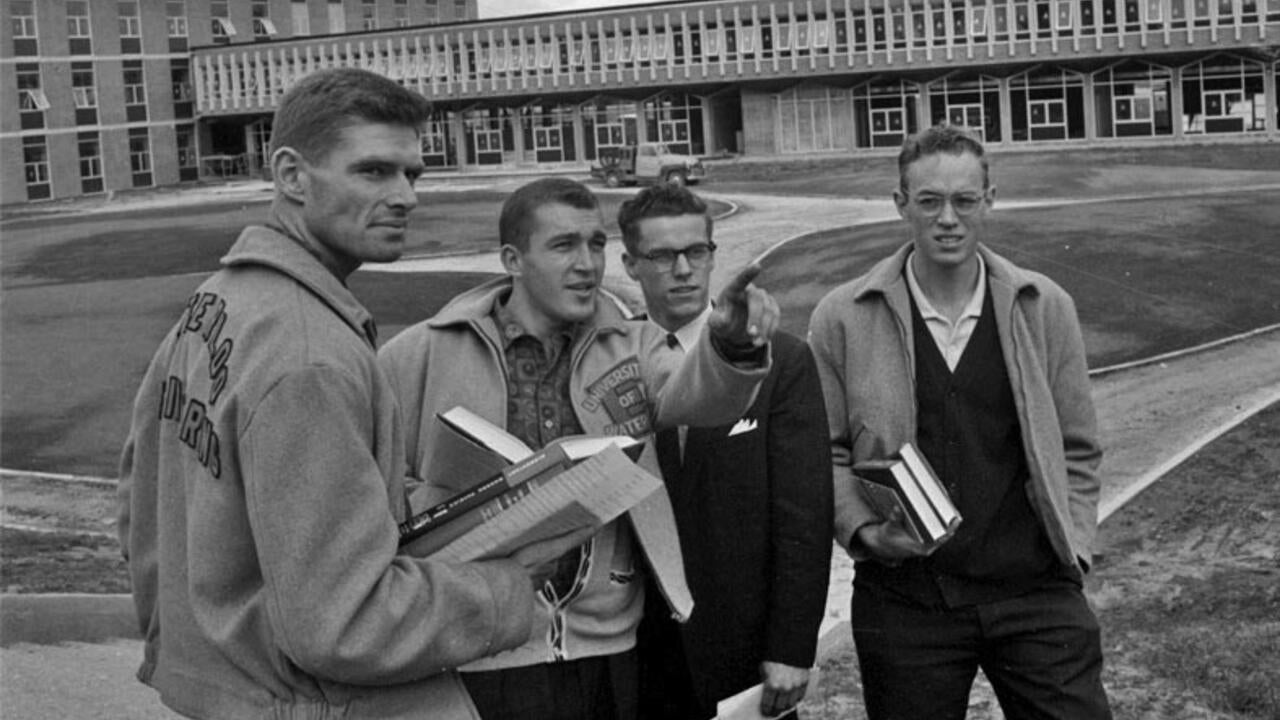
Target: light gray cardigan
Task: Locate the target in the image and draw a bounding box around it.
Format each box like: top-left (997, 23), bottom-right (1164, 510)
top-left (808, 243), bottom-right (1103, 572)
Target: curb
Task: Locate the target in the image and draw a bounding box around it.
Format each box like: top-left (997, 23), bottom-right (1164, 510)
top-left (0, 594), bottom-right (138, 647)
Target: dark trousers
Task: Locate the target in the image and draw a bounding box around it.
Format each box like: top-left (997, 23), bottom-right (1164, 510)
top-left (461, 650), bottom-right (638, 720)
top-left (850, 579), bottom-right (1112, 720)
top-left (637, 591), bottom-right (799, 720)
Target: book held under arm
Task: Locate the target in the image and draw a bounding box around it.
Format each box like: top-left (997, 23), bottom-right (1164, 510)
top-left (853, 442), bottom-right (961, 548)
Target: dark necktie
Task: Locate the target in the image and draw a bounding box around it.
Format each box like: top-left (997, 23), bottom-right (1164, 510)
top-left (666, 333), bottom-right (680, 349)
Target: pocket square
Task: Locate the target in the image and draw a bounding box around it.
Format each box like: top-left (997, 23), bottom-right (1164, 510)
top-left (727, 418), bottom-right (758, 437)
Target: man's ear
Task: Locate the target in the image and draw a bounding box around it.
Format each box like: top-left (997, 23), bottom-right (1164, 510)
top-left (892, 188), bottom-right (909, 219)
top-left (621, 251), bottom-right (640, 281)
top-left (272, 147), bottom-right (307, 204)
top-left (499, 244), bottom-right (523, 277)
top-left (985, 184), bottom-right (997, 210)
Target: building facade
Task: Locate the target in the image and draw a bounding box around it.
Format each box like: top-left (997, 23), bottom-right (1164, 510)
top-left (3, 0), bottom-right (1277, 203)
top-left (0, 0), bottom-right (476, 204)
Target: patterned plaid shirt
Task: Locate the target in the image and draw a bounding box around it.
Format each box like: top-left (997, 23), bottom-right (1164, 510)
top-left (491, 299), bottom-right (588, 607)
top-left (491, 300), bottom-right (586, 449)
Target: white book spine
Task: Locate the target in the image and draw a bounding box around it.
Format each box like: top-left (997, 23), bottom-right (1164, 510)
top-left (900, 443), bottom-right (960, 527)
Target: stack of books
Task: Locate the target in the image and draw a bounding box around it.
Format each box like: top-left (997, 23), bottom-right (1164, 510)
top-left (853, 442), bottom-right (962, 548)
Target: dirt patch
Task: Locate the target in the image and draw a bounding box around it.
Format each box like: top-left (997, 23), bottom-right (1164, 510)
top-left (800, 402), bottom-right (1280, 720)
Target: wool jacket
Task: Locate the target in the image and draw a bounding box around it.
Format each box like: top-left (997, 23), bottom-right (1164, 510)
top-left (377, 276), bottom-right (770, 671)
top-left (807, 243), bottom-right (1103, 572)
top-left (645, 330), bottom-right (834, 711)
top-left (117, 226), bottom-right (539, 720)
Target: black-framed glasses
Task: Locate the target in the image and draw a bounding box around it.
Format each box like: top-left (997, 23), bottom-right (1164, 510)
top-left (912, 192), bottom-right (986, 217)
top-left (638, 241), bottom-right (717, 272)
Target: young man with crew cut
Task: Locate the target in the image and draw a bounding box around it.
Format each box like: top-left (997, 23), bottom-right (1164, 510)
top-left (118, 69), bottom-right (595, 720)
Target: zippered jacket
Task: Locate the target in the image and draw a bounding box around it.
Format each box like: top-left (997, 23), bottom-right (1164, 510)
top-left (807, 243), bottom-right (1103, 572)
top-left (118, 227), bottom-right (541, 719)
top-left (378, 276), bottom-right (770, 670)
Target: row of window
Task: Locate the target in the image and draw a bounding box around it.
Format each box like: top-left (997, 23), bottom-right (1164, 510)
top-left (22, 125), bottom-right (196, 199)
top-left (13, 60), bottom-right (192, 131)
top-left (9, 0), bottom-right (471, 52)
top-left (772, 57), bottom-right (1270, 151)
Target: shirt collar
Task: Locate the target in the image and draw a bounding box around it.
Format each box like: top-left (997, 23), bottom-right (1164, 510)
top-left (904, 251), bottom-right (987, 323)
top-left (492, 295), bottom-right (580, 351)
top-left (655, 305), bottom-right (713, 351)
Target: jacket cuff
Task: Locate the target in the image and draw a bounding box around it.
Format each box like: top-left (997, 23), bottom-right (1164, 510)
top-left (709, 333), bottom-right (769, 367)
top-left (468, 559), bottom-right (537, 655)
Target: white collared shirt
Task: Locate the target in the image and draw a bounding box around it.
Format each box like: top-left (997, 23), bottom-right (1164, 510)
top-left (648, 305), bottom-right (713, 458)
top-left (661, 305), bottom-right (713, 353)
top-left (905, 252), bottom-right (987, 372)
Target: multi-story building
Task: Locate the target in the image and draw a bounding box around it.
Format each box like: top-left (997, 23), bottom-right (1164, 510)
top-left (3, 0), bottom-right (1277, 204)
top-left (0, 0), bottom-right (476, 203)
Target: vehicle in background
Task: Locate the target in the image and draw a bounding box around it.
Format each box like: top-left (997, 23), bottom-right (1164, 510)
top-left (590, 142), bottom-right (707, 187)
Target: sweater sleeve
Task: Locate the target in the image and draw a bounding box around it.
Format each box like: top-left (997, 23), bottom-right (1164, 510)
top-left (1044, 291), bottom-right (1103, 570)
top-left (649, 322), bottom-right (771, 430)
top-left (241, 365), bottom-right (536, 686)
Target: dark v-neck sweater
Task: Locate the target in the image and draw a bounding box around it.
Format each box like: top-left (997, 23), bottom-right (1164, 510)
top-left (858, 284), bottom-right (1064, 608)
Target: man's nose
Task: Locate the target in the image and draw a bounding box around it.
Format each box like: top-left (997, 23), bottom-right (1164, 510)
top-left (936, 198), bottom-right (960, 224)
top-left (387, 175), bottom-right (418, 210)
top-left (571, 241), bottom-right (597, 270)
top-left (671, 252), bottom-right (693, 276)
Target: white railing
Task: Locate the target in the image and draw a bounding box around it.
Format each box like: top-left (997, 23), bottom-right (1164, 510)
top-left (192, 0), bottom-right (1277, 112)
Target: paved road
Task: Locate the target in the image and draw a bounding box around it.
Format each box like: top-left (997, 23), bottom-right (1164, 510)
top-left (5, 182), bottom-right (1279, 718)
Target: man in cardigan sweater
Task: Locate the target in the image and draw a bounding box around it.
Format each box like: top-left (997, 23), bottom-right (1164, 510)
top-left (621, 184), bottom-right (833, 720)
top-left (808, 124), bottom-right (1112, 719)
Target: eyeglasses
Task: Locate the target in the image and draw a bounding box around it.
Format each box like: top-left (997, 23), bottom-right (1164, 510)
top-left (911, 193), bottom-right (986, 217)
top-left (638, 241), bottom-right (717, 272)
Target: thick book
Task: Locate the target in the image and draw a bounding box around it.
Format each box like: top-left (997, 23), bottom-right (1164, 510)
top-left (853, 442), bottom-right (961, 547)
top-left (425, 444), bottom-right (662, 563)
top-left (398, 406), bottom-right (650, 558)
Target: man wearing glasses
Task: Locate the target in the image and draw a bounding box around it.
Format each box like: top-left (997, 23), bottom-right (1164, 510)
top-left (808, 124), bottom-right (1112, 718)
top-left (621, 184), bottom-right (833, 720)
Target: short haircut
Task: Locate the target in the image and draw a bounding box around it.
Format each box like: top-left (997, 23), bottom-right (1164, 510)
top-left (269, 68), bottom-right (433, 163)
top-left (616, 183), bottom-right (713, 254)
top-left (499, 177), bottom-right (600, 251)
top-left (897, 123), bottom-right (990, 194)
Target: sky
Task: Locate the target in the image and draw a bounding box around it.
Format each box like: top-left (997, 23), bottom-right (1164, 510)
top-left (479, 0), bottom-right (670, 19)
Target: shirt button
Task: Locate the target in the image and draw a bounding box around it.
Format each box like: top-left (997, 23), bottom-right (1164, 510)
top-left (544, 419), bottom-right (555, 429)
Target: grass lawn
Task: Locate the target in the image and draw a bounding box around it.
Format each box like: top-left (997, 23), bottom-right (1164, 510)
top-left (756, 189), bottom-right (1280, 367)
top-left (706, 142), bottom-right (1280, 199)
top-left (3, 158), bottom-right (1280, 473)
top-left (2, 190), bottom-right (733, 286)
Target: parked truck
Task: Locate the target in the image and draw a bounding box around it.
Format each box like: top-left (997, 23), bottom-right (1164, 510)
top-left (590, 142), bottom-right (707, 187)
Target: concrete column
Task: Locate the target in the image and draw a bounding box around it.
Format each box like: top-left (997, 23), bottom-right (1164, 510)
top-left (1263, 62), bottom-right (1277, 138)
top-left (511, 109), bottom-right (525, 166)
top-left (1083, 73), bottom-right (1097, 141)
top-left (700, 95), bottom-right (715, 156)
top-left (572, 106), bottom-right (587, 163)
top-left (919, 81), bottom-right (933, 129)
top-left (453, 112), bottom-right (467, 169)
top-left (999, 78), bottom-right (1014, 147)
top-left (636, 100), bottom-right (649, 143)
top-left (1171, 66), bottom-right (1184, 140)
